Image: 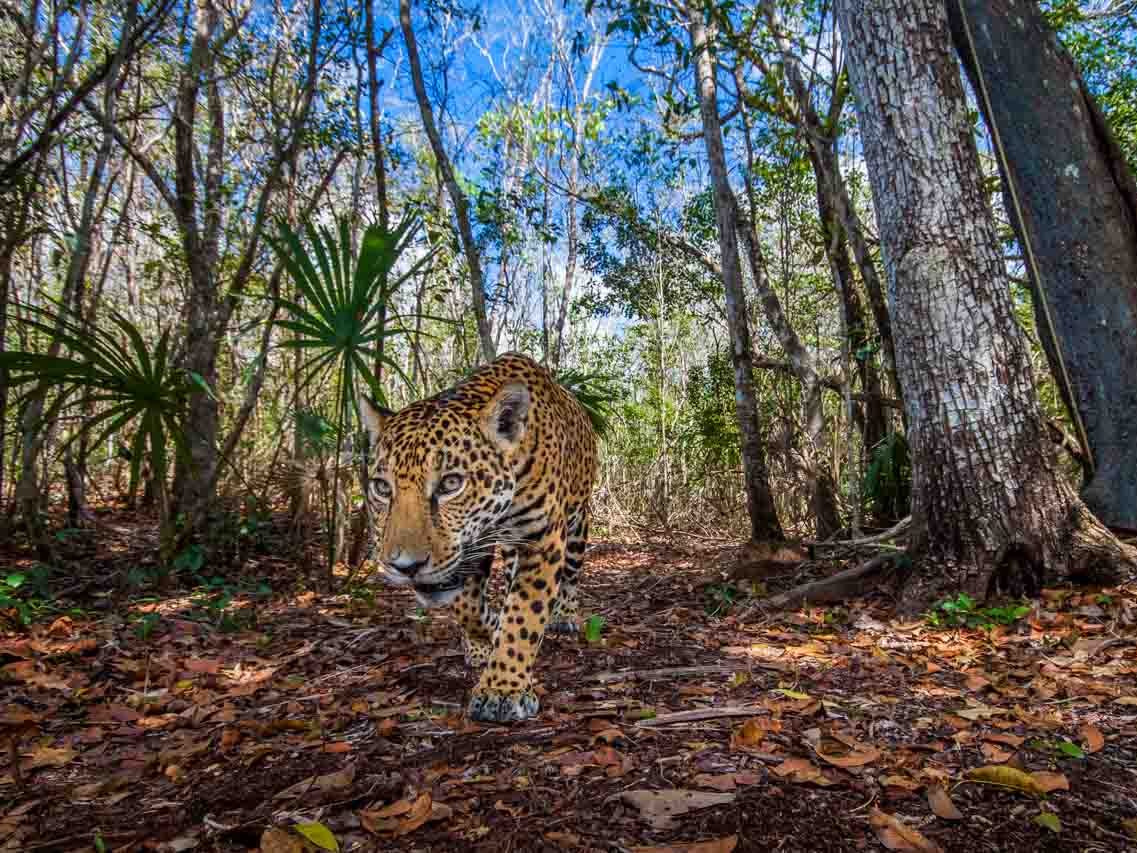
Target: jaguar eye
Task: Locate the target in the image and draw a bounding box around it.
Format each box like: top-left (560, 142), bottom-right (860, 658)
top-left (370, 478), bottom-right (392, 500)
top-left (437, 473), bottom-right (465, 497)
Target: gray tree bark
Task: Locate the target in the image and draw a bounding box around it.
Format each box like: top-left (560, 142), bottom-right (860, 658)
top-left (687, 8), bottom-right (784, 543)
top-left (837, 0), bottom-right (1134, 606)
top-left (947, 0), bottom-right (1137, 533)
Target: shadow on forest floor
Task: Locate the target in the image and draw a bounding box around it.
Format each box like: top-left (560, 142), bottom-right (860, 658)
top-left (2, 506), bottom-right (1136, 852)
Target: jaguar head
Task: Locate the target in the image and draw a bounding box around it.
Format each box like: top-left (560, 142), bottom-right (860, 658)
top-left (359, 383), bottom-right (530, 607)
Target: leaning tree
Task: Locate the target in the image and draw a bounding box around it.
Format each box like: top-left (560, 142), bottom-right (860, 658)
top-left (835, 0), bottom-right (1136, 609)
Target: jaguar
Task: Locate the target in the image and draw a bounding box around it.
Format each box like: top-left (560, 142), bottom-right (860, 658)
top-left (360, 353), bottom-right (598, 723)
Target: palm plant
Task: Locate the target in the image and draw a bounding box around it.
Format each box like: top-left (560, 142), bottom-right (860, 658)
top-left (554, 367), bottom-right (621, 437)
top-left (267, 213), bottom-right (432, 581)
top-left (0, 302), bottom-right (190, 532)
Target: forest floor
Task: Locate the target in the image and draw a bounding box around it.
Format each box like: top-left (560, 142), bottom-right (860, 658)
top-left (2, 506), bottom-right (1137, 853)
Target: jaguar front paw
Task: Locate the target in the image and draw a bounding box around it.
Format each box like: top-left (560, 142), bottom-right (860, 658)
top-left (467, 687), bottom-right (539, 723)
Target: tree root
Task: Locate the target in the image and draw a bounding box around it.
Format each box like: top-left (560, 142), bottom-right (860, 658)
top-left (753, 553), bottom-right (902, 612)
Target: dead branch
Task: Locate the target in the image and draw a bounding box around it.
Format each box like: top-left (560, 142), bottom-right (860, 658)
top-left (635, 706), bottom-right (768, 726)
top-left (805, 516), bottom-right (911, 551)
top-left (757, 553), bottom-right (901, 611)
top-left (588, 665), bottom-right (742, 683)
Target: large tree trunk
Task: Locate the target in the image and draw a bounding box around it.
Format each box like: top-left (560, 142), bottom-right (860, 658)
top-left (399, 0), bottom-right (495, 364)
top-left (947, 0), bottom-right (1137, 533)
top-left (687, 8), bottom-right (784, 543)
top-left (837, 0), bottom-right (1134, 608)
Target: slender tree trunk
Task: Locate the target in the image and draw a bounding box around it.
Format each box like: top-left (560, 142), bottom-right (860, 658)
top-left (552, 35), bottom-right (606, 370)
top-left (399, 0), bottom-right (495, 363)
top-left (171, 0), bottom-right (222, 517)
top-left (733, 67), bottom-right (841, 539)
top-left (808, 148), bottom-right (888, 455)
top-left (13, 0), bottom-right (136, 542)
top-left (837, 0), bottom-right (1134, 607)
top-left (947, 0), bottom-right (1137, 533)
top-left (365, 1), bottom-right (393, 385)
top-left (687, 8), bottom-right (784, 543)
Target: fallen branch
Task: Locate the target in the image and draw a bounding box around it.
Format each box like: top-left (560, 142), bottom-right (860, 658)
top-left (635, 706), bottom-right (767, 727)
top-left (588, 665), bottom-right (741, 683)
top-left (805, 517), bottom-right (911, 551)
top-left (756, 553), bottom-right (901, 611)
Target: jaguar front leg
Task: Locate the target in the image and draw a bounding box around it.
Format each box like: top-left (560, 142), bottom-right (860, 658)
top-left (467, 523), bottom-right (564, 723)
top-left (452, 552), bottom-right (495, 668)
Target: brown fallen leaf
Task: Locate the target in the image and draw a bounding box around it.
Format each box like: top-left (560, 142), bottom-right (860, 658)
top-left (22, 746), bottom-right (77, 770)
top-left (926, 786), bottom-right (963, 821)
top-left (619, 789), bottom-right (736, 830)
top-left (260, 827), bottom-right (304, 853)
top-left (632, 835), bottom-right (739, 853)
top-left (545, 831), bottom-right (582, 848)
top-left (361, 793), bottom-right (450, 836)
top-left (980, 742), bottom-right (1013, 763)
top-left (183, 658), bottom-right (223, 675)
top-left (1122, 817), bottom-right (1137, 839)
top-left (1079, 724), bottom-right (1105, 753)
top-left (274, 763), bottom-right (355, 799)
top-left (361, 798), bottom-right (413, 821)
top-left (692, 773), bottom-right (737, 792)
top-left (881, 775), bottom-right (922, 792)
top-left (1030, 771), bottom-right (1069, 793)
top-left (816, 742), bottom-right (881, 768)
top-left (730, 717), bottom-right (771, 749)
top-left (869, 808), bottom-right (944, 852)
top-left (771, 757), bottom-right (833, 785)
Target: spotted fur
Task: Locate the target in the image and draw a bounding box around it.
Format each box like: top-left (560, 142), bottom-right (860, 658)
top-left (361, 353), bottom-right (598, 723)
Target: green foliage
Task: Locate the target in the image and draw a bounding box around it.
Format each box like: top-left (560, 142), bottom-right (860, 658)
top-left (582, 613), bottom-right (607, 643)
top-left (0, 302), bottom-right (193, 520)
top-left (0, 570), bottom-right (60, 626)
top-left (268, 213), bottom-right (432, 574)
top-left (0, 573), bottom-right (31, 625)
top-left (293, 408), bottom-right (339, 454)
top-left (133, 612), bottom-right (162, 641)
top-left (268, 214), bottom-right (430, 405)
top-left (1044, 0), bottom-right (1137, 170)
top-left (926, 593), bottom-right (1031, 629)
top-left (685, 352), bottom-right (741, 472)
top-left (554, 367), bottom-right (621, 436)
top-left (705, 581), bottom-right (751, 617)
top-left (863, 432), bottom-right (911, 521)
top-left (1028, 737), bottom-right (1086, 760)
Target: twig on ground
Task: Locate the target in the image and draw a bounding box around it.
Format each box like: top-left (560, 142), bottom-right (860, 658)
top-left (588, 664), bottom-right (741, 683)
top-left (635, 705), bottom-right (768, 726)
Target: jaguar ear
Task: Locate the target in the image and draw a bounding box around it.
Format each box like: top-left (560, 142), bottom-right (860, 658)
top-left (359, 395), bottom-right (394, 448)
top-left (483, 382), bottom-right (530, 451)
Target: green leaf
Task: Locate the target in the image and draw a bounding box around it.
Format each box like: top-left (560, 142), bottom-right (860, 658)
top-left (187, 371), bottom-right (217, 400)
top-left (5, 573), bottom-right (26, 589)
top-left (582, 614), bottom-right (606, 643)
top-left (294, 822), bottom-right (339, 851)
top-left (1035, 812), bottom-right (1061, 833)
top-left (1056, 740), bottom-right (1085, 759)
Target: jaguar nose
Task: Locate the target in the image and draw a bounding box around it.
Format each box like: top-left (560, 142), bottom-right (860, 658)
top-left (387, 550), bottom-right (429, 578)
